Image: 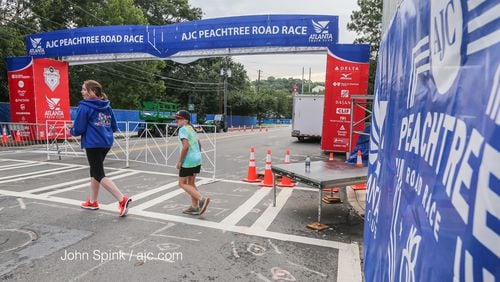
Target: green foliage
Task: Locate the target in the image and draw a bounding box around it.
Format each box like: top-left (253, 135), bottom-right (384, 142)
top-left (347, 0), bottom-right (382, 95)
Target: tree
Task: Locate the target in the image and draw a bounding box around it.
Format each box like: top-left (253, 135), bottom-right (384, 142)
top-left (347, 0), bottom-right (382, 95)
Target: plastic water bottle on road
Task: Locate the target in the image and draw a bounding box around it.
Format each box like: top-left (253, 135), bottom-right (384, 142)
top-left (305, 156), bottom-right (311, 173)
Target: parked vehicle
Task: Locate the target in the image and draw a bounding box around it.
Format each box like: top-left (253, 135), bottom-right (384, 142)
top-left (137, 101), bottom-right (178, 137)
top-left (202, 114), bottom-right (227, 133)
top-left (291, 94), bottom-right (324, 141)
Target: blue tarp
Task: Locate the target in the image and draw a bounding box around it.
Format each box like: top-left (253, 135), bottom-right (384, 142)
top-left (364, 0), bottom-right (499, 281)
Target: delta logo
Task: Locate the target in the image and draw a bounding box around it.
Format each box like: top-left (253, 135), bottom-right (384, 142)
top-left (309, 20), bottom-right (334, 43)
top-left (28, 37), bottom-right (45, 56)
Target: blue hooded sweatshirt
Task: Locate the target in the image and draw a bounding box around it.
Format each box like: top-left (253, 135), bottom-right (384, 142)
top-left (70, 98), bottom-right (118, 149)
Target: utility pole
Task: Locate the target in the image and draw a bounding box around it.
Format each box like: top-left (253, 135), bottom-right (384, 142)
top-left (301, 67), bottom-right (304, 94)
top-left (308, 67), bottom-right (311, 93)
top-left (257, 69), bottom-right (261, 94)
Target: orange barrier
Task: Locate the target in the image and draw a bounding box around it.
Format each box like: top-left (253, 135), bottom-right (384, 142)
top-left (278, 149), bottom-right (294, 187)
top-left (259, 149), bottom-right (273, 187)
top-left (242, 147), bottom-right (261, 183)
top-left (357, 150), bottom-right (363, 167)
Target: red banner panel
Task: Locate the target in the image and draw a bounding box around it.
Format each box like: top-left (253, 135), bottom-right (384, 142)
top-left (321, 45), bottom-right (370, 152)
top-left (7, 58), bottom-right (70, 140)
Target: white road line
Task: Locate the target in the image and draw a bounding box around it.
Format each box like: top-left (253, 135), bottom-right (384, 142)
top-left (0, 207), bottom-right (4, 212)
top-left (220, 188), bottom-right (271, 226)
top-left (70, 261), bottom-right (110, 282)
top-left (0, 165), bottom-right (74, 181)
top-left (0, 158), bottom-right (36, 164)
top-left (0, 166), bottom-right (83, 184)
top-left (338, 243), bottom-right (362, 282)
top-left (0, 162), bottom-right (41, 171)
top-left (16, 198), bottom-right (26, 209)
top-left (115, 180), bottom-right (179, 203)
top-left (152, 234), bottom-right (200, 242)
top-left (0, 187), bottom-right (362, 278)
top-left (23, 170), bottom-right (124, 194)
top-left (251, 188), bottom-right (293, 231)
top-left (130, 179), bottom-right (211, 211)
top-left (42, 171), bottom-right (140, 196)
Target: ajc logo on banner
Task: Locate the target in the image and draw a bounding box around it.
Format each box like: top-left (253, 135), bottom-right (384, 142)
top-left (364, 0), bottom-right (499, 281)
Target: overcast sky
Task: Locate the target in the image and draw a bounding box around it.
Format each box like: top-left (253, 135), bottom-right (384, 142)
top-left (188, 0), bottom-right (360, 83)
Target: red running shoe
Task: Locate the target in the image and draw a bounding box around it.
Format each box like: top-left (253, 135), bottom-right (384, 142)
top-left (118, 196), bottom-right (132, 217)
top-left (81, 199), bottom-right (99, 210)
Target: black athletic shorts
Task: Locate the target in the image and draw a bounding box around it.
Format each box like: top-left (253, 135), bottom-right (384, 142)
top-left (179, 165), bottom-right (201, 177)
top-left (85, 147), bottom-right (110, 182)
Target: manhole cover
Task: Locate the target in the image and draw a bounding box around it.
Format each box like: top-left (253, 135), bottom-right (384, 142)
top-left (0, 229), bottom-right (37, 254)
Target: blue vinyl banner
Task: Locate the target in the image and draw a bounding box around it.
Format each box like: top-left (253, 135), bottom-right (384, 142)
top-left (26, 15), bottom-right (338, 58)
top-left (365, 0), bottom-right (499, 281)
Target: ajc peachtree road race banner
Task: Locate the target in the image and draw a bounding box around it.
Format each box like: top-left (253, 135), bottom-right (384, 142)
top-left (26, 15), bottom-right (338, 58)
top-left (321, 44), bottom-right (370, 153)
top-left (365, 0), bottom-right (499, 281)
top-left (7, 57), bottom-right (70, 140)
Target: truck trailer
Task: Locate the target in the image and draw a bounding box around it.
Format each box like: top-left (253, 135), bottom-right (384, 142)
top-left (291, 94), bottom-right (324, 141)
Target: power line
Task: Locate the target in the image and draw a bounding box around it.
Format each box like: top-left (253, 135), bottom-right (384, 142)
top-left (30, 11), bottom-right (68, 30)
top-left (3, 17), bottom-right (39, 33)
top-left (81, 65), bottom-right (222, 93)
top-left (117, 62), bottom-right (221, 86)
top-left (98, 64), bottom-right (221, 90)
top-left (64, 0), bottom-right (109, 25)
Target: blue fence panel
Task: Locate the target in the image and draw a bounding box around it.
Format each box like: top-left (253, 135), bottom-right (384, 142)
top-left (0, 102), bottom-right (10, 122)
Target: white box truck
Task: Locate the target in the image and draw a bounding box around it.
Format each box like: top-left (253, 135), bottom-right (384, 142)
top-left (291, 94), bottom-right (324, 141)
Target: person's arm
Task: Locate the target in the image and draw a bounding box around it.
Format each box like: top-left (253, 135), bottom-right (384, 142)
top-left (70, 106), bottom-right (88, 136)
top-left (177, 139), bottom-right (190, 169)
top-left (110, 110), bottom-right (118, 132)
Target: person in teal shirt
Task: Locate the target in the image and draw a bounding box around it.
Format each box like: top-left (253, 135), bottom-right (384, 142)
top-left (174, 110), bottom-right (210, 215)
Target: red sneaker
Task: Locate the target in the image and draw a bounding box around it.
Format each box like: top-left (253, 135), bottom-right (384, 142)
top-left (118, 196), bottom-right (132, 217)
top-left (81, 199), bottom-right (99, 210)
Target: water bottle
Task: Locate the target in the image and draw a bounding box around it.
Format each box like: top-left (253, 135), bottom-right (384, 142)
top-left (305, 156), bottom-right (311, 172)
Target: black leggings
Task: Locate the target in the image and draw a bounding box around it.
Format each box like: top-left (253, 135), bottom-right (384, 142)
top-left (85, 148), bottom-right (110, 182)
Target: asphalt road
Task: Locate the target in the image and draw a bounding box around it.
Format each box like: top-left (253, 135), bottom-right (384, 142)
top-left (0, 126), bottom-right (364, 281)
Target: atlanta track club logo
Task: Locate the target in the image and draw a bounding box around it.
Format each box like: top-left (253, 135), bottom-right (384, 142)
top-left (44, 66), bottom-right (60, 91)
top-left (309, 20), bottom-right (334, 43)
top-left (45, 96), bottom-right (61, 110)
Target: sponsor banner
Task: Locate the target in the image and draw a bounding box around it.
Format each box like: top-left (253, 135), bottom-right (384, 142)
top-left (365, 0), bottom-right (499, 281)
top-left (321, 44), bottom-right (370, 152)
top-left (7, 57), bottom-right (70, 140)
top-left (7, 57), bottom-right (36, 123)
top-left (26, 15), bottom-right (338, 58)
top-left (33, 59), bottom-right (70, 123)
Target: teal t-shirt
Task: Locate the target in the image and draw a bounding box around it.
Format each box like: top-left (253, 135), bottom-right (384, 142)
top-left (178, 125), bottom-right (202, 168)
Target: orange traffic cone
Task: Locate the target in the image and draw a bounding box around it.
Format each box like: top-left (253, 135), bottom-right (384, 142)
top-left (265, 128), bottom-right (269, 132)
top-left (244, 125), bottom-right (247, 132)
top-left (259, 126), bottom-right (262, 132)
top-left (242, 147), bottom-right (261, 183)
top-left (1, 125), bottom-right (8, 143)
top-left (278, 149), bottom-right (295, 187)
top-left (260, 149), bottom-right (274, 187)
top-left (251, 126), bottom-right (254, 132)
top-left (14, 130), bottom-right (21, 142)
top-left (329, 152), bottom-right (334, 161)
top-left (238, 126), bottom-right (241, 132)
top-left (356, 150), bottom-right (363, 167)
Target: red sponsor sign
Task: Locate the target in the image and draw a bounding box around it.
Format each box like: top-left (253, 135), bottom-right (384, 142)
top-left (8, 58), bottom-right (70, 140)
top-left (321, 46), bottom-right (370, 152)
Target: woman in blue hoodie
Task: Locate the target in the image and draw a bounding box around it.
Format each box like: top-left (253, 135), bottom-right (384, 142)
top-left (70, 80), bottom-right (131, 217)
